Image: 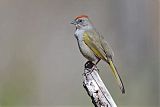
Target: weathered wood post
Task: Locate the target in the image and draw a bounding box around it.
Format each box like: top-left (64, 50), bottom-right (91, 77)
top-left (83, 61), bottom-right (117, 107)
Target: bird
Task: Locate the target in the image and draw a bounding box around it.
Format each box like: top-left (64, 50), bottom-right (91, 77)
top-left (71, 15), bottom-right (125, 94)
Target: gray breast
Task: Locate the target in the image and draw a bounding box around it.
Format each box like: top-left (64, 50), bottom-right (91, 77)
top-left (75, 31), bottom-right (97, 62)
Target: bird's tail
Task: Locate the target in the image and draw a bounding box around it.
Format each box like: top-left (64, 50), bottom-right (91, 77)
top-left (107, 59), bottom-right (125, 94)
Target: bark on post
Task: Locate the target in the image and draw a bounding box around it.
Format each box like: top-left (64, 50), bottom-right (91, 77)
top-left (83, 61), bottom-right (117, 107)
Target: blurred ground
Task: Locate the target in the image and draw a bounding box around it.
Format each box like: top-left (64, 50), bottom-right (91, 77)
top-left (0, 0), bottom-right (159, 107)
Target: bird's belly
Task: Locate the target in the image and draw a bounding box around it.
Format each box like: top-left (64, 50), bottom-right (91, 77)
top-left (78, 41), bottom-right (97, 61)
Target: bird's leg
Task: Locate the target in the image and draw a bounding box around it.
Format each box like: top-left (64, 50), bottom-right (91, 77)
top-left (83, 59), bottom-right (101, 75)
top-left (95, 59), bottom-right (101, 65)
top-left (95, 58), bottom-right (101, 73)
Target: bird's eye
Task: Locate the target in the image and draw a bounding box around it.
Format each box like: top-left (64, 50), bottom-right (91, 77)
top-left (78, 19), bottom-right (83, 23)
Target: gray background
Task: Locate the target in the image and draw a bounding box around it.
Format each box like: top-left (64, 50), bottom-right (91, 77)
top-left (0, 0), bottom-right (159, 107)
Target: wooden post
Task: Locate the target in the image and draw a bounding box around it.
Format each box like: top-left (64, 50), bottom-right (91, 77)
top-left (83, 61), bottom-right (117, 107)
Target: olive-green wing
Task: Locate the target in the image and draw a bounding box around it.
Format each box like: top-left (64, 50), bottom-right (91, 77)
top-left (83, 31), bottom-right (107, 60)
top-left (99, 35), bottom-right (114, 58)
top-left (83, 30), bottom-right (114, 59)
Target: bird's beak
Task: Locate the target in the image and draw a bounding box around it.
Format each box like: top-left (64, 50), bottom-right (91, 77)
top-left (70, 20), bottom-right (76, 25)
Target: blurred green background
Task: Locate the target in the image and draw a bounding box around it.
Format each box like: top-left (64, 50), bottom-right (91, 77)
top-left (0, 0), bottom-right (159, 107)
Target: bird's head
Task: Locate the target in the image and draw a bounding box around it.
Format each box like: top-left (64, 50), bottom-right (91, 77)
top-left (71, 15), bottom-right (93, 30)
